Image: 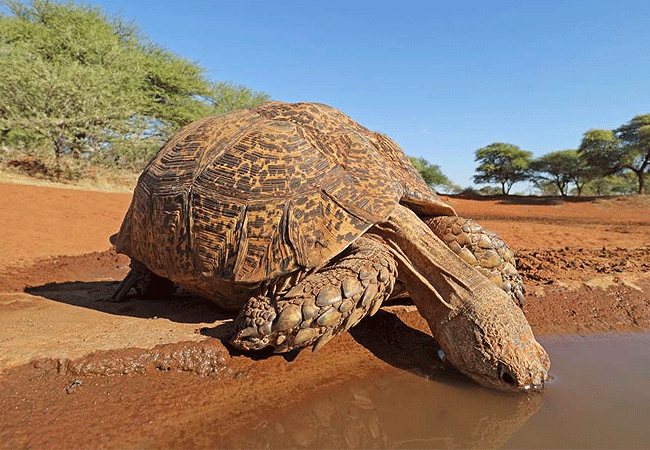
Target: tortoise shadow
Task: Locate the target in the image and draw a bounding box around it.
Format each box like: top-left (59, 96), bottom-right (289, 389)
top-left (24, 280), bottom-right (321, 363)
top-left (25, 280), bottom-right (231, 324)
top-left (348, 309), bottom-right (475, 388)
top-left (25, 281), bottom-right (477, 386)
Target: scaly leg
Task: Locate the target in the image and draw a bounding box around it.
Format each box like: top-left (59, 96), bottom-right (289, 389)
top-left (230, 236), bottom-right (397, 353)
top-left (110, 260), bottom-right (176, 301)
top-left (425, 216), bottom-right (526, 306)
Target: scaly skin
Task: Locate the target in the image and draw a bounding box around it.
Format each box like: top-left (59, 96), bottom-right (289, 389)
top-left (231, 237), bottom-right (397, 352)
top-left (110, 260), bottom-right (175, 301)
top-left (426, 216), bottom-right (526, 306)
top-left (231, 205), bottom-right (549, 391)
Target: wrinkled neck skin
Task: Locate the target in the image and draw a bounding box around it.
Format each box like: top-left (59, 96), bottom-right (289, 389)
top-left (370, 205), bottom-right (550, 392)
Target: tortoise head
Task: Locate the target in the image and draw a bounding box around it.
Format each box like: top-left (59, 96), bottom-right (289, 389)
top-left (374, 205), bottom-right (550, 392)
top-left (433, 292), bottom-right (550, 391)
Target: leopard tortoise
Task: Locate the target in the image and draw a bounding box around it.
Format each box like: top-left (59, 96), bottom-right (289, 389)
top-left (111, 101), bottom-right (549, 391)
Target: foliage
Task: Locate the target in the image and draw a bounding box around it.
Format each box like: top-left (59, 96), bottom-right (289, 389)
top-left (209, 82), bottom-right (274, 115)
top-left (580, 173), bottom-right (638, 196)
top-left (578, 130), bottom-right (623, 177)
top-left (578, 115), bottom-right (650, 194)
top-left (529, 149), bottom-right (589, 196)
top-left (475, 185), bottom-right (503, 195)
top-left (533, 179), bottom-right (561, 196)
top-left (0, 0), bottom-right (270, 176)
top-left (408, 156), bottom-right (459, 193)
top-left (615, 114), bottom-right (650, 194)
top-left (473, 142), bottom-right (532, 195)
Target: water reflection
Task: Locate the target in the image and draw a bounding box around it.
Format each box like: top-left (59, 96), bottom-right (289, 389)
top-left (230, 370), bottom-right (542, 449)
top-left (228, 333), bottom-right (650, 449)
top-left (503, 333), bottom-right (650, 449)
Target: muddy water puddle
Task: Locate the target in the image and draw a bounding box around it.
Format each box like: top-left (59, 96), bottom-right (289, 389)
top-left (224, 333), bottom-right (650, 449)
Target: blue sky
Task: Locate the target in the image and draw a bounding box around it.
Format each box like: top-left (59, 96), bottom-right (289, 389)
top-left (93, 0), bottom-right (649, 190)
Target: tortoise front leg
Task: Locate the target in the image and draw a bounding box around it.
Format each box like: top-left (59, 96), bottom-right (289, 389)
top-left (230, 236), bottom-right (397, 353)
top-left (425, 216), bottom-right (526, 306)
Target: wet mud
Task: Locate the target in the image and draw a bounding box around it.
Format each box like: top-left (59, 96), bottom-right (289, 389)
top-left (3, 329), bottom-right (649, 448)
top-left (30, 339), bottom-right (233, 377)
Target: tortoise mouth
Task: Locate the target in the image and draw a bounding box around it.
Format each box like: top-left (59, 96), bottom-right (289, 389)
top-left (521, 382), bottom-right (545, 392)
top-left (496, 362), bottom-right (548, 393)
top-left (437, 348), bottom-right (547, 392)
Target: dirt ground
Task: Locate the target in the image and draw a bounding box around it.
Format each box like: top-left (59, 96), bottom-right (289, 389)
top-left (1, 181), bottom-right (649, 449)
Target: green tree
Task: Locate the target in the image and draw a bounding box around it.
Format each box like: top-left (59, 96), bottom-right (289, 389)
top-left (581, 173), bottom-right (638, 196)
top-left (0, 0), bottom-right (145, 161)
top-left (0, 0), bottom-right (270, 173)
top-left (408, 156), bottom-right (459, 192)
top-left (473, 143), bottom-right (532, 195)
top-left (614, 114), bottom-right (650, 194)
top-left (530, 149), bottom-right (589, 196)
top-left (533, 179), bottom-right (561, 196)
top-left (578, 115), bottom-right (650, 194)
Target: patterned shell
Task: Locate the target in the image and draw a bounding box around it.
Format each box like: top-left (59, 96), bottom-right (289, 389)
top-left (114, 102), bottom-right (455, 285)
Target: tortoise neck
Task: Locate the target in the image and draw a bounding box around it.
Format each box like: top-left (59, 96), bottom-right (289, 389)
top-left (368, 204), bottom-right (490, 333)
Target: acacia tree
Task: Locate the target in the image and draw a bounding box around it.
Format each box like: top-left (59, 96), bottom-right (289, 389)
top-left (530, 149), bottom-right (589, 196)
top-left (0, 0), bottom-right (145, 160)
top-left (578, 115), bottom-right (650, 194)
top-left (473, 143), bottom-right (532, 195)
top-left (582, 173), bottom-right (637, 196)
top-left (408, 156), bottom-right (459, 193)
top-left (614, 114), bottom-right (650, 194)
top-left (0, 0), bottom-right (270, 171)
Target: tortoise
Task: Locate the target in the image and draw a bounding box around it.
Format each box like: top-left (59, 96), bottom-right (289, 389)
top-left (111, 101), bottom-right (550, 391)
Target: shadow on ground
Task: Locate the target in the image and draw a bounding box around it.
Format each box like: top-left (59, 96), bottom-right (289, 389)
top-left (25, 280), bottom-right (466, 384)
top-left (25, 280), bottom-right (231, 324)
top-left (446, 192), bottom-right (608, 205)
top-left (349, 309), bottom-right (473, 387)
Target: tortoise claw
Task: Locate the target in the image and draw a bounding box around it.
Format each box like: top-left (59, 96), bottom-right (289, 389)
top-left (513, 284), bottom-right (526, 307)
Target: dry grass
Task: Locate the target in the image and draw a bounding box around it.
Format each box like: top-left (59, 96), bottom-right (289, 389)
top-left (0, 165), bottom-right (136, 193)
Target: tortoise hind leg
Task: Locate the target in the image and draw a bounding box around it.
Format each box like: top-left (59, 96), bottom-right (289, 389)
top-left (425, 216), bottom-right (526, 306)
top-left (110, 269), bottom-right (140, 301)
top-left (230, 236), bottom-right (397, 353)
top-left (109, 260), bottom-right (176, 302)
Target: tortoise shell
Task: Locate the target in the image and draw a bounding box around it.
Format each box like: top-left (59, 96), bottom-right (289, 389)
top-left (114, 102), bottom-right (455, 290)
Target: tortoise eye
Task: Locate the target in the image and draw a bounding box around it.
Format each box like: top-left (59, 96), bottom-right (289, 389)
top-left (498, 363), bottom-right (517, 385)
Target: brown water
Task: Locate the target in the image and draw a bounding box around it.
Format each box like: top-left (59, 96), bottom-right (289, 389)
top-left (223, 333), bottom-right (650, 449)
